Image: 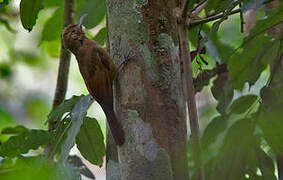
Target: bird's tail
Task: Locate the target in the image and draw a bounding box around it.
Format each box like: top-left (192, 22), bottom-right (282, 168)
top-left (103, 108), bottom-right (125, 146)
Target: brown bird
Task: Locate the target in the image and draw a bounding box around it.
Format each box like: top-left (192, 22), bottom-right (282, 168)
top-left (62, 15), bottom-right (125, 146)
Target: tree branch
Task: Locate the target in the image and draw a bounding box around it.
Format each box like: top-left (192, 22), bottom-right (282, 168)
top-left (178, 0), bottom-right (205, 179)
top-left (48, 0), bottom-right (75, 132)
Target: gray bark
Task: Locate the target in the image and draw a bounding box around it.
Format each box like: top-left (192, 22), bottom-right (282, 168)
top-left (106, 0), bottom-right (189, 180)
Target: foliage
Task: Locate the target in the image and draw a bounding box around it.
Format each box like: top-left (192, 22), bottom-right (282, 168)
top-left (76, 117), bottom-right (106, 166)
top-left (186, 0), bottom-right (283, 179)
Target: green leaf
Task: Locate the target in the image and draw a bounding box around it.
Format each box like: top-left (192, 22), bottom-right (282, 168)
top-left (0, 156), bottom-right (76, 180)
top-left (0, 63), bottom-right (12, 79)
top-left (0, 130), bottom-right (51, 157)
top-left (211, 72), bottom-right (233, 115)
top-left (206, 0), bottom-right (233, 14)
top-left (41, 8), bottom-right (63, 42)
top-left (76, 117), bottom-right (105, 166)
top-left (1, 125), bottom-right (28, 134)
top-left (42, 40), bottom-right (61, 57)
top-left (208, 119), bottom-right (256, 180)
top-left (259, 109), bottom-right (283, 156)
top-left (209, 1), bottom-right (240, 34)
top-left (257, 148), bottom-right (276, 180)
top-left (77, 0), bottom-right (106, 28)
top-left (46, 95), bottom-right (84, 124)
top-left (20, 0), bottom-right (43, 31)
top-left (229, 95), bottom-right (258, 114)
top-left (44, 0), bottom-right (63, 7)
top-left (201, 116), bottom-right (227, 149)
top-left (228, 35), bottom-right (279, 89)
top-left (93, 27), bottom-right (107, 46)
top-left (49, 117), bottom-right (71, 156)
top-left (60, 95), bottom-right (94, 162)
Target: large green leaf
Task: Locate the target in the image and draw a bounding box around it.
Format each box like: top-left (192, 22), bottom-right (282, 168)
top-left (256, 148), bottom-right (276, 180)
top-left (76, 117), bottom-right (105, 166)
top-left (259, 109), bottom-right (283, 156)
top-left (46, 95), bottom-right (84, 124)
top-left (208, 119), bottom-right (256, 180)
top-left (20, 0), bottom-right (43, 31)
top-left (77, 0), bottom-right (106, 28)
top-left (229, 95), bottom-right (258, 114)
top-left (201, 116), bottom-right (228, 150)
top-left (60, 95), bottom-right (94, 162)
top-left (0, 130), bottom-right (51, 157)
top-left (41, 8), bottom-right (63, 42)
top-left (228, 35), bottom-right (278, 89)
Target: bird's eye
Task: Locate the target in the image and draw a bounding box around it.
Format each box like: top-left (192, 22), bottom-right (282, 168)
top-left (72, 29), bottom-right (76, 33)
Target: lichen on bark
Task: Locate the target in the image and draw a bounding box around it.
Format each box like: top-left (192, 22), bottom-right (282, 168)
top-left (106, 0), bottom-right (189, 179)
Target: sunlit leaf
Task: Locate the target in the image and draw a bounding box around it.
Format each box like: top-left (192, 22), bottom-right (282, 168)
top-left (229, 95), bottom-right (258, 114)
top-left (0, 130), bottom-right (51, 157)
top-left (20, 0), bottom-right (44, 31)
top-left (76, 117), bottom-right (105, 166)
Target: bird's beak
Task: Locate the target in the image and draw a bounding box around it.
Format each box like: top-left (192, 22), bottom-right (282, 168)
top-left (78, 14), bottom-right (87, 28)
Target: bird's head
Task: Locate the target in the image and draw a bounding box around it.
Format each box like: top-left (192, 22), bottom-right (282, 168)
top-left (62, 14), bottom-right (87, 53)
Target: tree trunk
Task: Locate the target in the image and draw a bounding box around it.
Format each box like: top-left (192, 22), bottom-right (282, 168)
top-left (106, 0), bottom-right (189, 179)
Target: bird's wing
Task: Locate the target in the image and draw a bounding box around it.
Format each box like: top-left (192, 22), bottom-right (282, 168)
top-left (91, 46), bottom-right (117, 80)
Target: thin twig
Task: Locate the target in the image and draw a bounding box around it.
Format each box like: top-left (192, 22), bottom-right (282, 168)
top-left (189, 8), bottom-right (241, 27)
top-left (239, 3), bottom-right (245, 33)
